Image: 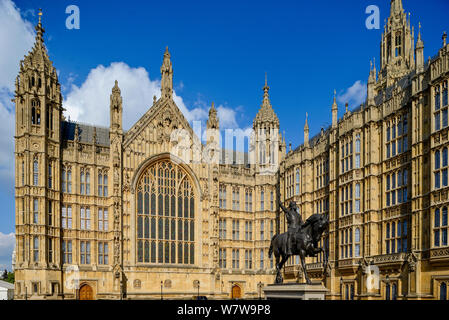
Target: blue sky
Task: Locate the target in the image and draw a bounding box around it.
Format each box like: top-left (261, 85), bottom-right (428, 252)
top-left (0, 0), bottom-right (448, 269)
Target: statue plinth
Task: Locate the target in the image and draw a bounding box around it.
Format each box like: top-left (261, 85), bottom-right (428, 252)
top-left (263, 282), bottom-right (328, 300)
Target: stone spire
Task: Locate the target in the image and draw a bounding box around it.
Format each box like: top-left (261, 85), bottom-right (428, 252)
top-left (416, 22), bottom-right (425, 73)
top-left (35, 8), bottom-right (44, 48)
top-left (367, 60), bottom-right (376, 106)
top-left (110, 80), bottom-right (123, 132)
top-left (332, 90), bottom-right (338, 128)
top-left (160, 47), bottom-right (173, 100)
top-left (304, 113), bottom-right (309, 148)
top-left (24, 8), bottom-right (52, 69)
top-left (416, 22), bottom-right (424, 48)
top-left (262, 72), bottom-right (270, 107)
top-left (253, 74), bottom-right (279, 129)
top-left (390, 0), bottom-right (404, 17)
top-left (379, 0), bottom-right (414, 87)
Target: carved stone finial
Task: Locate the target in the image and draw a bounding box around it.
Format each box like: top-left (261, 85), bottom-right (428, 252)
top-left (160, 47), bottom-right (173, 100)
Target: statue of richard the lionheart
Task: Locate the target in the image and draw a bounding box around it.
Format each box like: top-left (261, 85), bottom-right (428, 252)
top-left (269, 201), bottom-right (329, 284)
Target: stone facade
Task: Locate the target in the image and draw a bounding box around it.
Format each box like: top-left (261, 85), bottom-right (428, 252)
top-left (280, 0), bottom-right (449, 300)
top-left (13, 12), bottom-right (284, 300)
top-left (13, 1), bottom-right (449, 300)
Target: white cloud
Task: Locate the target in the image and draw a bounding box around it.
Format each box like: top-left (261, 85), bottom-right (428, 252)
top-left (0, 0), bottom-right (35, 91)
top-left (63, 62), bottom-right (241, 132)
top-left (0, 232), bottom-right (14, 271)
top-left (217, 105), bottom-right (239, 129)
top-left (0, 0), bottom-right (36, 196)
top-left (337, 80), bottom-right (367, 109)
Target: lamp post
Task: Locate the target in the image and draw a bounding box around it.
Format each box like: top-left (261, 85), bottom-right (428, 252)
top-left (161, 281), bottom-right (163, 300)
top-left (194, 280), bottom-right (200, 300)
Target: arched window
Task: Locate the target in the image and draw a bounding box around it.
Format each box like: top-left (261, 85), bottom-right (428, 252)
top-left (31, 99), bottom-right (41, 125)
top-left (31, 107), bottom-right (36, 125)
top-left (440, 282), bottom-right (447, 300)
top-left (436, 151), bottom-right (441, 170)
top-left (435, 208), bottom-right (441, 247)
top-left (296, 169), bottom-right (300, 195)
top-left (136, 160), bottom-right (195, 265)
top-left (392, 283), bottom-right (397, 300)
top-left (443, 148), bottom-right (447, 167)
top-left (48, 163), bottom-right (52, 189)
top-left (80, 171), bottom-right (85, 194)
top-left (33, 159), bottom-right (38, 186)
top-left (85, 171), bottom-right (90, 195)
top-left (386, 223), bottom-right (391, 254)
top-left (33, 236), bottom-right (39, 262)
top-left (355, 228), bottom-right (360, 257)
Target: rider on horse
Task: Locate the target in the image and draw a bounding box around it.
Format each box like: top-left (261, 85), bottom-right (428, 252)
top-left (279, 201), bottom-right (303, 255)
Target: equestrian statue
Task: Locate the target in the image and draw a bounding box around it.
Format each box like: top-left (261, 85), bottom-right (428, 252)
top-left (268, 201), bottom-right (329, 284)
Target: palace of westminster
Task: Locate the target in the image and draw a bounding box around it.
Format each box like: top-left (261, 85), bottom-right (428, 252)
top-left (12, 0), bottom-right (449, 300)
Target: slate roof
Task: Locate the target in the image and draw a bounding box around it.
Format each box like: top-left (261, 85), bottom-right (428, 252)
top-left (61, 121), bottom-right (110, 146)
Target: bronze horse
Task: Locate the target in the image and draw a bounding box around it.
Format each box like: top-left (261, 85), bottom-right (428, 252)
top-left (268, 213), bottom-right (329, 284)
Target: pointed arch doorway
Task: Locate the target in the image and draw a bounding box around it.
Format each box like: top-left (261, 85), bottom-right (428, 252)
top-left (231, 284), bottom-right (242, 299)
top-left (79, 283), bottom-right (94, 300)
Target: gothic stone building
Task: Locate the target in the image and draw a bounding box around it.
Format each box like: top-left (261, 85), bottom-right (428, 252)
top-left (280, 0), bottom-right (449, 300)
top-left (13, 12), bottom-right (284, 300)
top-left (13, 0), bottom-right (449, 300)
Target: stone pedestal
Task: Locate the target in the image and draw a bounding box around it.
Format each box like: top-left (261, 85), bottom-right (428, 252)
top-left (263, 283), bottom-right (328, 300)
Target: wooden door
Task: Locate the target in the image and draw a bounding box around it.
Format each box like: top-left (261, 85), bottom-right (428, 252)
top-left (231, 285), bottom-right (241, 299)
top-left (79, 284), bottom-right (93, 300)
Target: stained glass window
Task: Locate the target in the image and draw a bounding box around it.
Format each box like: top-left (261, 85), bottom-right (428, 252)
top-left (136, 160), bottom-right (195, 265)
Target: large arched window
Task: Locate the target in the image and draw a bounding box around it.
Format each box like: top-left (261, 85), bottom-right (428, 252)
top-left (136, 160), bottom-right (195, 265)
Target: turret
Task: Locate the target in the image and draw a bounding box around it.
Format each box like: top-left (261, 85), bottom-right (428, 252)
top-left (304, 113), bottom-right (309, 148)
top-left (378, 0), bottom-right (415, 87)
top-left (332, 90), bottom-right (338, 128)
top-left (14, 9), bottom-right (63, 283)
top-left (415, 23), bottom-right (425, 74)
top-left (253, 74), bottom-right (280, 172)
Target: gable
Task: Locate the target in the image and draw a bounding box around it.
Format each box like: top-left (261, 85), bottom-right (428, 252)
top-left (123, 98), bottom-right (201, 150)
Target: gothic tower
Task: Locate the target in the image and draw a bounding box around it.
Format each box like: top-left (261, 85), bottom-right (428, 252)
top-left (108, 80), bottom-right (124, 293)
top-left (378, 0), bottom-right (415, 89)
top-left (14, 10), bottom-right (63, 294)
top-left (253, 75), bottom-right (282, 174)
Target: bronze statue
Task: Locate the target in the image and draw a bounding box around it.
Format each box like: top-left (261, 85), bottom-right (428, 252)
top-left (269, 201), bottom-right (329, 284)
top-left (279, 201), bottom-right (302, 255)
